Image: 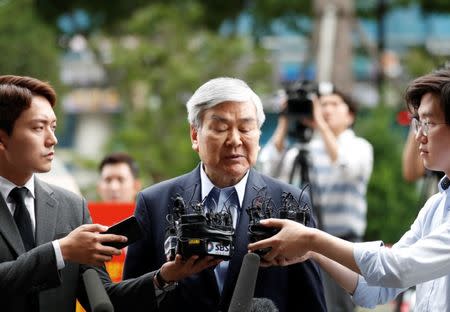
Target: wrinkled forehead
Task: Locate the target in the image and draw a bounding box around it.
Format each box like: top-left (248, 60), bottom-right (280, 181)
top-left (201, 100), bottom-right (258, 122)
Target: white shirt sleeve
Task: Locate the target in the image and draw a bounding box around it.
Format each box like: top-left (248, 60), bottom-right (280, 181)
top-left (354, 199), bottom-right (450, 288)
top-left (352, 274), bottom-right (403, 308)
top-left (52, 240), bottom-right (66, 270)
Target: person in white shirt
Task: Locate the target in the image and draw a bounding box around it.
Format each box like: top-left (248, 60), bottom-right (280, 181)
top-left (259, 85), bottom-right (373, 312)
top-left (249, 66), bottom-right (450, 311)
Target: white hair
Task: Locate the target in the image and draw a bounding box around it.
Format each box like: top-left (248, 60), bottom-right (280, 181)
top-left (186, 77), bottom-right (266, 128)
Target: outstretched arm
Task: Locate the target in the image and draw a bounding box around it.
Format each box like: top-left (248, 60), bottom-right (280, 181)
top-left (310, 252), bottom-right (359, 294)
top-left (247, 218), bottom-right (360, 274)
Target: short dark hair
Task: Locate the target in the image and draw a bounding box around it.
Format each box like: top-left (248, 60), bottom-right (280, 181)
top-left (0, 75), bottom-right (57, 135)
top-left (319, 87), bottom-right (358, 128)
top-left (320, 87), bottom-right (358, 116)
top-left (99, 152), bottom-right (140, 179)
top-left (405, 67), bottom-right (450, 124)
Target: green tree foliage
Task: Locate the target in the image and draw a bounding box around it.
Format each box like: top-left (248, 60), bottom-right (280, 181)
top-left (35, 0), bottom-right (151, 34)
top-left (0, 0), bottom-right (59, 83)
top-left (356, 106), bottom-right (419, 243)
top-left (93, 3), bottom-right (273, 183)
top-left (34, 0), bottom-right (308, 36)
top-left (403, 47), bottom-right (448, 78)
top-left (393, 0), bottom-right (450, 13)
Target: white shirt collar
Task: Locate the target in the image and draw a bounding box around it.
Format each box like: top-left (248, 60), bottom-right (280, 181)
top-left (199, 163), bottom-right (248, 208)
top-left (0, 175), bottom-right (35, 203)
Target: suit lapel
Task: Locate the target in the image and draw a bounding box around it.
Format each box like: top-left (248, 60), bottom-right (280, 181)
top-left (174, 165), bottom-right (203, 213)
top-left (0, 192), bottom-right (25, 255)
top-left (34, 178), bottom-right (58, 245)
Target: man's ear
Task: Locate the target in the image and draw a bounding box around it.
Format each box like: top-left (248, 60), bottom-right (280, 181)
top-left (348, 112), bottom-right (356, 128)
top-left (134, 179), bottom-right (142, 193)
top-left (190, 125), bottom-right (199, 152)
top-left (0, 130), bottom-right (8, 150)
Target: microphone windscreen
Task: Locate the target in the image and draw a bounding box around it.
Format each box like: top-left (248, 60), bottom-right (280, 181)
top-left (82, 269), bottom-right (114, 312)
top-left (250, 298), bottom-right (279, 312)
top-left (228, 253), bottom-right (260, 312)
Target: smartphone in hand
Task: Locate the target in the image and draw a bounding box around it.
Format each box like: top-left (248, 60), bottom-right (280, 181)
top-left (102, 216), bottom-right (143, 249)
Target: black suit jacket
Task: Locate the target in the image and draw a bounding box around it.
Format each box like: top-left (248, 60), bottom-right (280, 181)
top-left (0, 177), bottom-right (157, 312)
top-left (124, 165), bottom-right (326, 312)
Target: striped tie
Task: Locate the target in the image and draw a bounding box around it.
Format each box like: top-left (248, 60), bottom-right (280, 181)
top-left (207, 186), bottom-right (239, 293)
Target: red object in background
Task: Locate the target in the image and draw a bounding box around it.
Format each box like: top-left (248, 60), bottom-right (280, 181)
top-left (77, 202), bottom-right (136, 312)
top-left (397, 110), bottom-right (412, 126)
top-left (88, 202), bottom-right (135, 225)
top-left (88, 202), bottom-right (135, 282)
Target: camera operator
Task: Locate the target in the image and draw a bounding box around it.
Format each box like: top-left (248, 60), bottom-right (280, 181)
top-left (259, 83), bottom-right (373, 312)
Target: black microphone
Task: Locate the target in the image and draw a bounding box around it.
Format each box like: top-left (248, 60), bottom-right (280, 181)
top-left (250, 298), bottom-right (279, 312)
top-left (82, 269), bottom-right (114, 312)
top-left (228, 252), bottom-right (260, 312)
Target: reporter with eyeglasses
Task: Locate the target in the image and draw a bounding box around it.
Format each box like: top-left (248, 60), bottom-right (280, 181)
top-left (249, 66), bottom-right (450, 311)
top-left (403, 115), bottom-right (445, 205)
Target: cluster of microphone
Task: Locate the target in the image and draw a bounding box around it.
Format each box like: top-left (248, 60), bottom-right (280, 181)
top-left (164, 192), bottom-right (235, 261)
top-left (246, 187), bottom-right (311, 256)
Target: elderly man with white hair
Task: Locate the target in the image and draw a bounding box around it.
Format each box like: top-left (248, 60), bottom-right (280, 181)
top-left (123, 77), bottom-right (326, 312)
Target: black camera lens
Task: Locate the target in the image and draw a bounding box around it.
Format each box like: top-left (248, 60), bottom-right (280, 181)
top-left (284, 80), bottom-right (317, 119)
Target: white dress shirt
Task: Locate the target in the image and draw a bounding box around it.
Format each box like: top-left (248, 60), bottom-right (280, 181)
top-left (353, 176), bottom-right (450, 311)
top-left (200, 163), bottom-right (248, 224)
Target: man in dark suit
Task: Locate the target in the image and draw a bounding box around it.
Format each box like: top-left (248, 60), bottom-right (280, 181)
top-left (124, 77), bottom-right (327, 312)
top-left (0, 75), bottom-right (217, 312)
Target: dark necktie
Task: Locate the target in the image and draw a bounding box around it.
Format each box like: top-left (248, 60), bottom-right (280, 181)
top-left (10, 187), bottom-right (35, 251)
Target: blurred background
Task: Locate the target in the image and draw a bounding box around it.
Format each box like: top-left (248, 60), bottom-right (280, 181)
top-left (6, 0), bottom-right (450, 246)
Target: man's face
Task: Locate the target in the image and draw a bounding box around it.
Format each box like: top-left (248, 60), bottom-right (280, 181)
top-left (319, 94), bottom-right (354, 135)
top-left (0, 96), bottom-right (57, 185)
top-left (190, 101), bottom-right (261, 188)
top-left (97, 163), bottom-right (140, 202)
top-left (416, 92), bottom-right (450, 175)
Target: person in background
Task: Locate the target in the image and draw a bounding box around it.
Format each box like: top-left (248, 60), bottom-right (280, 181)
top-left (258, 85), bottom-right (373, 312)
top-left (248, 66), bottom-right (450, 311)
top-left (0, 75), bottom-right (218, 312)
top-left (97, 152), bottom-right (142, 202)
top-left (123, 77), bottom-right (326, 312)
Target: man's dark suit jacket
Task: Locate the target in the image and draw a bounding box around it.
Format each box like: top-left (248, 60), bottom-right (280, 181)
top-left (124, 165), bottom-right (327, 312)
top-left (0, 177), bottom-right (157, 312)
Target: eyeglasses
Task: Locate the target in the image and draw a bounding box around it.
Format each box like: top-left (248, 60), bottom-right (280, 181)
top-left (411, 117), bottom-right (447, 137)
